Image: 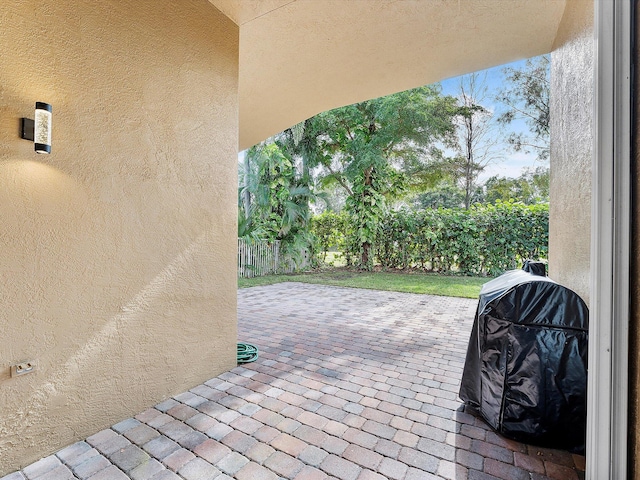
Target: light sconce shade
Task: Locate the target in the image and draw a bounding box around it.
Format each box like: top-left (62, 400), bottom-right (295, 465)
top-left (21, 102), bottom-right (52, 154)
top-left (34, 102), bottom-right (52, 154)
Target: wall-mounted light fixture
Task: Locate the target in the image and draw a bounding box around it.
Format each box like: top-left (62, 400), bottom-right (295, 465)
top-left (21, 102), bottom-right (52, 154)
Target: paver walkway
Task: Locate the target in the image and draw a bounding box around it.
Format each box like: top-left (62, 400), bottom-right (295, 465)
top-left (3, 283), bottom-right (585, 480)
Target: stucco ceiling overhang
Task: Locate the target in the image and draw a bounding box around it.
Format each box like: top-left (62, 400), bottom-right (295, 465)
top-left (209, 0), bottom-right (568, 150)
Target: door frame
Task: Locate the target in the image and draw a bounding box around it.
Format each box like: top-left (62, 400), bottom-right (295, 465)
top-left (588, 0), bottom-right (632, 478)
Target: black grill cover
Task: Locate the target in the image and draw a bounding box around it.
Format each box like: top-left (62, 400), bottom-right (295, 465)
top-left (459, 269), bottom-right (588, 453)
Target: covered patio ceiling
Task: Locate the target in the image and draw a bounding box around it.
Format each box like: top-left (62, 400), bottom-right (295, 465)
top-left (209, 0), bottom-right (568, 150)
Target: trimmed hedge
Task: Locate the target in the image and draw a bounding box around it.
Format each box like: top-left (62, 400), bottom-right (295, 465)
top-left (311, 201), bottom-right (548, 276)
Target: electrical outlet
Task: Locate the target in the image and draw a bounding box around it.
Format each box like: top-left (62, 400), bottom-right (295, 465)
top-left (11, 361), bottom-right (35, 377)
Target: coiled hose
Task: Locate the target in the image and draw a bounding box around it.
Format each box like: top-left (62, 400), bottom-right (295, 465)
top-left (237, 342), bottom-right (259, 364)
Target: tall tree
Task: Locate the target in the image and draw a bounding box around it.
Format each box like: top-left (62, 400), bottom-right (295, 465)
top-left (316, 85), bottom-right (458, 267)
top-left (450, 72), bottom-right (502, 209)
top-left (497, 54), bottom-right (550, 160)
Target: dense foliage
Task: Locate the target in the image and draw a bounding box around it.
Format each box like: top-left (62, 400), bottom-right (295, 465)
top-left (311, 201), bottom-right (548, 276)
top-left (483, 166), bottom-right (549, 205)
top-left (239, 143), bottom-right (316, 266)
top-left (312, 211), bottom-right (349, 262)
top-left (409, 166), bottom-right (549, 209)
top-left (240, 56), bottom-right (551, 276)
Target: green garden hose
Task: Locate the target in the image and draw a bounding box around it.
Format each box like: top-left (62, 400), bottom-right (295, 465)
top-left (237, 342), bottom-right (259, 364)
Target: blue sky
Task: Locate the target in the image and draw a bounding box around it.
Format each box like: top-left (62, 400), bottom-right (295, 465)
top-left (437, 57), bottom-right (548, 180)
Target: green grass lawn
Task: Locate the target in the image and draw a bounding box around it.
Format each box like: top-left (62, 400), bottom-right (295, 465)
top-left (238, 268), bottom-right (491, 299)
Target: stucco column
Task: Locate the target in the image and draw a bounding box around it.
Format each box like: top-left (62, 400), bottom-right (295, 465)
top-left (548, 0), bottom-right (594, 304)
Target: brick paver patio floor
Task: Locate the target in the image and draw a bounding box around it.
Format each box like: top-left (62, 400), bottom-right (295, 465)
top-left (3, 283), bottom-right (586, 480)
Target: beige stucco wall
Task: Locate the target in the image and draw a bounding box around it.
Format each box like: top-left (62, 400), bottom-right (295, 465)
top-left (0, 0), bottom-right (238, 474)
top-left (549, 0), bottom-right (593, 304)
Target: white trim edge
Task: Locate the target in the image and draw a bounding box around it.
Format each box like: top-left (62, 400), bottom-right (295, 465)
top-left (588, 0), bottom-right (632, 478)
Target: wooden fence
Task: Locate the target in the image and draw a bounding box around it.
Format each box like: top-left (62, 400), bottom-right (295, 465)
top-left (238, 239), bottom-right (308, 278)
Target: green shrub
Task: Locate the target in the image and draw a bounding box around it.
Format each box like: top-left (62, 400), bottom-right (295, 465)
top-left (311, 201), bottom-right (548, 275)
top-left (310, 211), bottom-right (349, 263)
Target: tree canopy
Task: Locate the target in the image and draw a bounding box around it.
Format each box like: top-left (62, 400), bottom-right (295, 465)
top-left (497, 55), bottom-right (550, 160)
